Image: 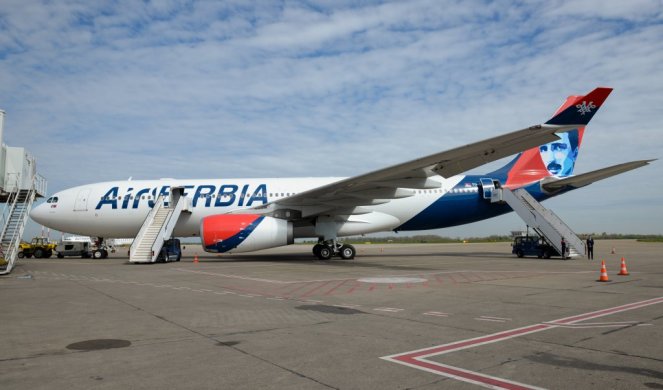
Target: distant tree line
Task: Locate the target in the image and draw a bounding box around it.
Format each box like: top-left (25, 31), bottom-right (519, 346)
top-left (297, 233), bottom-right (663, 244)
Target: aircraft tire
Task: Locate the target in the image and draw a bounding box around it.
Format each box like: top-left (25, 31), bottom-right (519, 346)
top-left (317, 246), bottom-right (333, 260)
top-left (339, 244), bottom-right (356, 260)
top-left (312, 244), bottom-right (323, 258)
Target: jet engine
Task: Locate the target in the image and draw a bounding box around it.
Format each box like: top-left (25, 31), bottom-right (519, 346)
top-left (200, 214), bottom-right (293, 253)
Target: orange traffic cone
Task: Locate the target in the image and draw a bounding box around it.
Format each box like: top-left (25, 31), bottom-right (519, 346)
top-left (193, 254), bottom-right (199, 264)
top-left (597, 260), bottom-right (610, 282)
top-left (618, 257), bottom-right (630, 276)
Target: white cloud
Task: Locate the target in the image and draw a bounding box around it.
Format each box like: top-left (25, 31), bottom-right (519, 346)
top-left (0, 0), bottom-right (661, 238)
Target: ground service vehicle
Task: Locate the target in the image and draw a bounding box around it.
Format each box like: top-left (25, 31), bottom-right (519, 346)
top-left (512, 236), bottom-right (561, 259)
top-left (56, 241), bottom-right (92, 258)
top-left (18, 238), bottom-right (57, 259)
top-left (156, 239), bottom-right (181, 262)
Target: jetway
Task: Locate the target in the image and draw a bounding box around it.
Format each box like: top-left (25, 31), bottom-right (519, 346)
top-left (490, 185), bottom-right (584, 258)
top-left (0, 110), bottom-right (47, 275)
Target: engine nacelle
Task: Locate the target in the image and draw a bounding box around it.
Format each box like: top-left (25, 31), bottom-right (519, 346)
top-left (201, 214), bottom-right (293, 253)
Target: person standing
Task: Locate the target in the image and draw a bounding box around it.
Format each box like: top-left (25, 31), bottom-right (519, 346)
top-left (561, 237), bottom-right (567, 259)
top-left (586, 236), bottom-right (594, 260)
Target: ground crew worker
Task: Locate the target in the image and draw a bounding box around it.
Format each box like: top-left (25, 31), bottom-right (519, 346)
top-left (561, 237), bottom-right (567, 259)
top-left (586, 236), bottom-right (594, 260)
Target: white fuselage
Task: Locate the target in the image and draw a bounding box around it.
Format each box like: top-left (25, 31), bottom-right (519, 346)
top-left (30, 176), bottom-right (467, 239)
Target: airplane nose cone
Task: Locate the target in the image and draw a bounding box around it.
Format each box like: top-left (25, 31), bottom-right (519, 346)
top-left (29, 203), bottom-right (49, 225)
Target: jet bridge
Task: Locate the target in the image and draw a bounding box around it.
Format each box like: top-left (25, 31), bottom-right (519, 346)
top-left (0, 110), bottom-right (48, 275)
top-left (129, 187), bottom-right (189, 263)
top-left (491, 185), bottom-right (584, 258)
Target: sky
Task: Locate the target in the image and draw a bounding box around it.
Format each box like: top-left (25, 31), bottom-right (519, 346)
top-left (1, 0), bottom-right (662, 240)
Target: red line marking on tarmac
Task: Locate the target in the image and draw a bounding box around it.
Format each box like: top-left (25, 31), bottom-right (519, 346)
top-left (382, 296), bottom-right (663, 389)
top-left (281, 282), bottom-right (312, 297)
top-left (323, 280), bottom-right (351, 296)
top-left (458, 273), bottom-right (473, 283)
top-left (346, 281), bottom-right (360, 294)
top-left (300, 281), bottom-right (334, 298)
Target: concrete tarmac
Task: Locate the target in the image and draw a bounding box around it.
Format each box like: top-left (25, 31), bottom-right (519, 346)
top-left (1, 240), bottom-right (662, 389)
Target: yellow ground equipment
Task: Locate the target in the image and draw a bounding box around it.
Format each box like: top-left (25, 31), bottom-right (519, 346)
top-left (18, 237), bottom-right (57, 259)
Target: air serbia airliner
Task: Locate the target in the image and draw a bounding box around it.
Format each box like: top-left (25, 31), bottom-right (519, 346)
top-left (30, 87), bottom-right (652, 260)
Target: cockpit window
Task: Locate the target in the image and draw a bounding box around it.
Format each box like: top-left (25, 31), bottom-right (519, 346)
top-left (46, 196), bottom-right (59, 203)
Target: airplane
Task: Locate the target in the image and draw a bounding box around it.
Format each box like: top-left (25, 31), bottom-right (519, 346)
top-left (30, 87), bottom-right (653, 260)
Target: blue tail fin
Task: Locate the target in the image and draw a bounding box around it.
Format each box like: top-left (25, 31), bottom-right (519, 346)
top-left (545, 87), bottom-right (612, 125)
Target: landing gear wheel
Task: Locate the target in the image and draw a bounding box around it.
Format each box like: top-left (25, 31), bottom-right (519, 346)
top-left (317, 246), bottom-right (333, 260)
top-left (339, 244), bottom-right (356, 260)
top-left (312, 244), bottom-right (324, 258)
top-left (93, 250), bottom-right (104, 259)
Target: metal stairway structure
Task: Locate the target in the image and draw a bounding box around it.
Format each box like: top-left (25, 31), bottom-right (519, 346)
top-left (129, 187), bottom-right (188, 263)
top-left (496, 187), bottom-right (585, 258)
top-left (0, 179), bottom-right (38, 275)
top-left (0, 110), bottom-right (48, 275)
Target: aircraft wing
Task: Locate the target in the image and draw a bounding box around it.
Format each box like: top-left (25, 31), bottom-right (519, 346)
top-left (240, 87), bottom-right (613, 218)
top-left (541, 160), bottom-right (655, 192)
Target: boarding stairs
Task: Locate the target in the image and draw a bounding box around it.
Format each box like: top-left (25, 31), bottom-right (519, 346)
top-left (495, 187), bottom-right (585, 258)
top-left (0, 187), bottom-right (37, 275)
top-left (129, 187), bottom-right (188, 263)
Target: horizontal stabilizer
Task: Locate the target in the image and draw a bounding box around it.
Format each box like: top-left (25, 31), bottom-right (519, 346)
top-left (545, 87), bottom-right (613, 126)
top-left (542, 159), bottom-right (655, 192)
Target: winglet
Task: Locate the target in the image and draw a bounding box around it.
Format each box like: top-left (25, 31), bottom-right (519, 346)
top-left (545, 87), bottom-right (613, 126)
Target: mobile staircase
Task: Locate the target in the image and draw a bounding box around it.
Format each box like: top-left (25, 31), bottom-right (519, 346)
top-left (0, 174), bottom-right (45, 274)
top-left (129, 187), bottom-right (188, 263)
top-left (494, 187), bottom-right (584, 258)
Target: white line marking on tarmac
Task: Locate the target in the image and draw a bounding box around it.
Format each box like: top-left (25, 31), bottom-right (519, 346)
top-left (476, 316), bottom-right (512, 322)
top-left (174, 268), bottom-right (592, 285)
top-left (375, 307), bottom-right (404, 313)
top-left (423, 311), bottom-right (449, 317)
top-left (334, 304), bottom-right (361, 309)
top-left (541, 321), bottom-right (648, 328)
top-left (383, 296), bottom-right (663, 390)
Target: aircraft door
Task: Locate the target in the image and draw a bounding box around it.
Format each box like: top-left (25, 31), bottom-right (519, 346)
top-left (479, 178), bottom-right (495, 200)
top-left (74, 188), bottom-right (91, 211)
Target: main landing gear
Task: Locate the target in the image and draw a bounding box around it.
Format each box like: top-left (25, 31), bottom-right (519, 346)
top-left (312, 240), bottom-right (356, 260)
